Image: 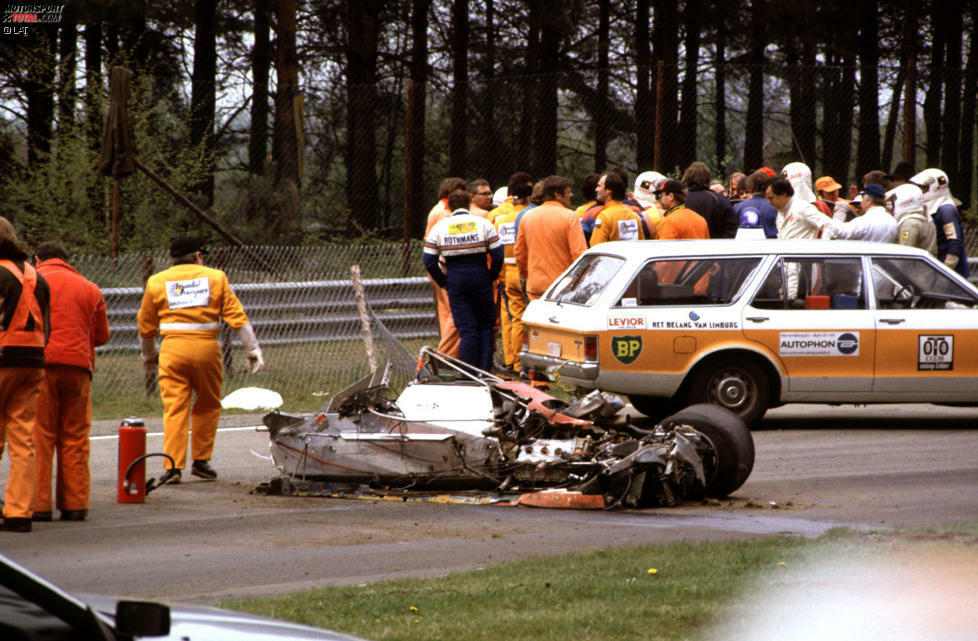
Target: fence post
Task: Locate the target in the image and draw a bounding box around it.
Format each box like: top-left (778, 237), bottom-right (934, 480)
top-left (350, 265), bottom-right (377, 373)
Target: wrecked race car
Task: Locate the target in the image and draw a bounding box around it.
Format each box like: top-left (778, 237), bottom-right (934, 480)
top-left (258, 347), bottom-right (754, 509)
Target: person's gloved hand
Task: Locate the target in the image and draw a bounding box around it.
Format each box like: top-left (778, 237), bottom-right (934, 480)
top-left (247, 346), bottom-right (265, 374)
top-left (235, 322), bottom-right (265, 374)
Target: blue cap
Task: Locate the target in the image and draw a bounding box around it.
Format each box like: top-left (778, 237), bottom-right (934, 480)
top-left (859, 183), bottom-right (886, 199)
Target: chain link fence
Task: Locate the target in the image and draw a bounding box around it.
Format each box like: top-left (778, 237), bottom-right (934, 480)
top-left (79, 234), bottom-right (978, 417)
top-left (80, 242), bottom-right (438, 414)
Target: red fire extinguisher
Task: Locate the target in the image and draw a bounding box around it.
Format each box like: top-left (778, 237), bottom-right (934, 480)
top-left (118, 417), bottom-right (147, 503)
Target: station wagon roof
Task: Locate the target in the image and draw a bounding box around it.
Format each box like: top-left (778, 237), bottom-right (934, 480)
top-left (590, 239), bottom-right (933, 261)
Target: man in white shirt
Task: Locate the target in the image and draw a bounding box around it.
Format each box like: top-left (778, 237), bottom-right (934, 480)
top-left (765, 178), bottom-right (835, 240)
top-left (832, 183), bottom-right (898, 243)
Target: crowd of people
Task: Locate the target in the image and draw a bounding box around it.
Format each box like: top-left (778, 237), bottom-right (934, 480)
top-left (422, 161), bottom-right (971, 373)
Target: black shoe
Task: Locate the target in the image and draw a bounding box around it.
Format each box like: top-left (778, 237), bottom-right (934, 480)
top-left (2, 517), bottom-right (32, 532)
top-left (159, 469), bottom-right (182, 485)
top-left (191, 460), bottom-right (217, 480)
top-left (31, 511), bottom-right (53, 522)
top-left (60, 509), bottom-right (88, 522)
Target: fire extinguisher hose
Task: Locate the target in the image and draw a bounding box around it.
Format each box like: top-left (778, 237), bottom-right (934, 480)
top-left (123, 453), bottom-right (177, 494)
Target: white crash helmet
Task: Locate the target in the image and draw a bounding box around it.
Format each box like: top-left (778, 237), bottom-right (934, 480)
top-left (491, 186), bottom-right (508, 207)
top-left (782, 162), bottom-right (817, 203)
top-left (910, 168), bottom-right (955, 215)
top-left (633, 171), bottom-right (666, 209)
top-left (886, 183), bottom-right (926, 222)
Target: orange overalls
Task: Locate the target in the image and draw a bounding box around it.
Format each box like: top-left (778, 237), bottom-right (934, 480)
top-left (0, 259), bottom-right (48, 521)
top-left (425, 200), bottom-right (460, 357)
top-left (491, 201), bottom-right (521, 370)
top-left (33, 258), bottom-right (110, 515)
top-left (138, 264), bottom-right (249, 471)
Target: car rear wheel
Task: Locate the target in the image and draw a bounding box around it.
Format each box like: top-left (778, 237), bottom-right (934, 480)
top-left (659, 403), bottom-right (754, 498)
top-left (687, 357), bottom-right (770, 426)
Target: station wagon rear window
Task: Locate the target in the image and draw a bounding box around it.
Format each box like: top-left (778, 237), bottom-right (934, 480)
top-left (547, 254), bottom-right (626, 306)
top-left (617, 256), bottom-right (763, 307)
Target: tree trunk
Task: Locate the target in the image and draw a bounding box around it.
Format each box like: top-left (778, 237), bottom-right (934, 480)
top-left (856, 0), bottom-right (880, 178)
top-left (190, 0), bottom-right (217, 209)
top-left (343, 0), bottom-right (381, 234)
top-left (958, 15), bottom-right (976, 210)
top-left (84, 20), bottom-right (102, 151)
top-left (249, 0), bottom-right (270, 178)
top-left (596, 0), bottom-right (611, 171)
top-left (924, 1), bottom-right (946, 168)
top-left (273, 0), bottom-right (301, 235)
top-left (404, 0), bottom-right (430, 242)
top-left (483, 0), bottom-right (503, 187)
top-left (941, 5), bottom-right (962, 189)
top-left (57, 9), bottom-right (77, 141)
top-left (678, 0), bottom-right (700, 170)
top-left (26, 23), bottom-right (58, 167)
top-left (449, 0), bottom-right (468, 177)
top-left (902, 0), bottom-right (918, 168)
top-left (518, 3), bottom-right (540, 165)
top-left (743, 0), bottom-right (765, 173)
top-left (634, 0), bottom-right (652, 171)
top-left (653, 0), bottom-right (679, 173)
top-left (533, 0), bottom-right (560, 177)
top-left (797, 20), bottom-right (816, 169)
top-left (881, 65), bottom-right (905, 173)
top-left (714, 5), bottom-right (727, 177)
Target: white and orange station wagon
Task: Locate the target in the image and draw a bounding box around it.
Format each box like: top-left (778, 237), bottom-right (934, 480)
top-left (519, 239), bottom-right (978, 424)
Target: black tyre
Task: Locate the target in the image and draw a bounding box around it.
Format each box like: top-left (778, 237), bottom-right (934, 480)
top-left (660, 403), bottom-right (754, 498)
top-left (687, 356), bottom-right (770, 425)
top-left (627, 394), bottom-right (681, 423)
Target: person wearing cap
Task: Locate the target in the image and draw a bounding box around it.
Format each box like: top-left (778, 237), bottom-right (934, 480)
top-left (31, 242), bottom-right (110, 524)
top-left (733, 170), bottom-right (778, 238)
top-left (887, 183), bottom-right (937, 256)
top-left (468, 178), bottom-right (493, 218)
top-left (831, 184), bottom-right (898, 243)
top-left (815, 175), bottom-right (854, 222)
top-left (0, 217), bottom-right (50, 533)
top-left (137, 236), bottom-right (264, 486)
top-left (491, 174), bottom-right (532, 375)
top-left (656, 180), bottom-right (709, 240)
top-left (424, 189), bottom-right (503, 371)
top-left (766, 177), bottom-right (836, 240)
top-left (589, 172), bottom-right (648, 245)
top-left (911, 168), bottom-right (969, 278)
top-left (682, 161), bottom-right (737, 238)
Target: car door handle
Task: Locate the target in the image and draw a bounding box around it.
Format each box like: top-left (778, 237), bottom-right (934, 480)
top-left (879, 318), bottom-right (906, 325)
top-left (746, 316), bottom-right (769, 323)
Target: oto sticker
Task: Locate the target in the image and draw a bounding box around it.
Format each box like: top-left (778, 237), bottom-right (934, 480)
top-left (779, 332), bottom-right (860, 356)
top-left (611, 335), bottom-right (643, 364)
top-left (918, 335), bottom-right (953, 370)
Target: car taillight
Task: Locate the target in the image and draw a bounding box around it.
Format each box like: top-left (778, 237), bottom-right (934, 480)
top-left (521, 329), bottom-right (529, 352)
top-left (583, 335), bottom-right (597, 361)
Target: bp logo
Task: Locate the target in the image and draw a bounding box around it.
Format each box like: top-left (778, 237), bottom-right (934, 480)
top-left (611, 335), bottom-right (642, 364)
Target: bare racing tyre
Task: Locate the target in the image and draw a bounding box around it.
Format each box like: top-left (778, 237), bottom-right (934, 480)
top-left (687, 356), bottom-right (770, 426)
top-left (626, 394), bottom-right (681, 423)
top-left (660, 404), bottom-right (754, 498)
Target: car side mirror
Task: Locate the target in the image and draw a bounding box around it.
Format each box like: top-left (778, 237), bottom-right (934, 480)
top-left (115, 600), bottom-right (171, 637)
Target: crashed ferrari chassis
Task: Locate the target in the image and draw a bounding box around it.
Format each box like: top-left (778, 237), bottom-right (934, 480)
top-left (261, 348), bottom-right (754, 509)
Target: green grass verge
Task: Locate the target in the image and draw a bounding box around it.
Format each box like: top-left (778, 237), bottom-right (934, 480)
top-left (222, 526), bottom-right (978, 641)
